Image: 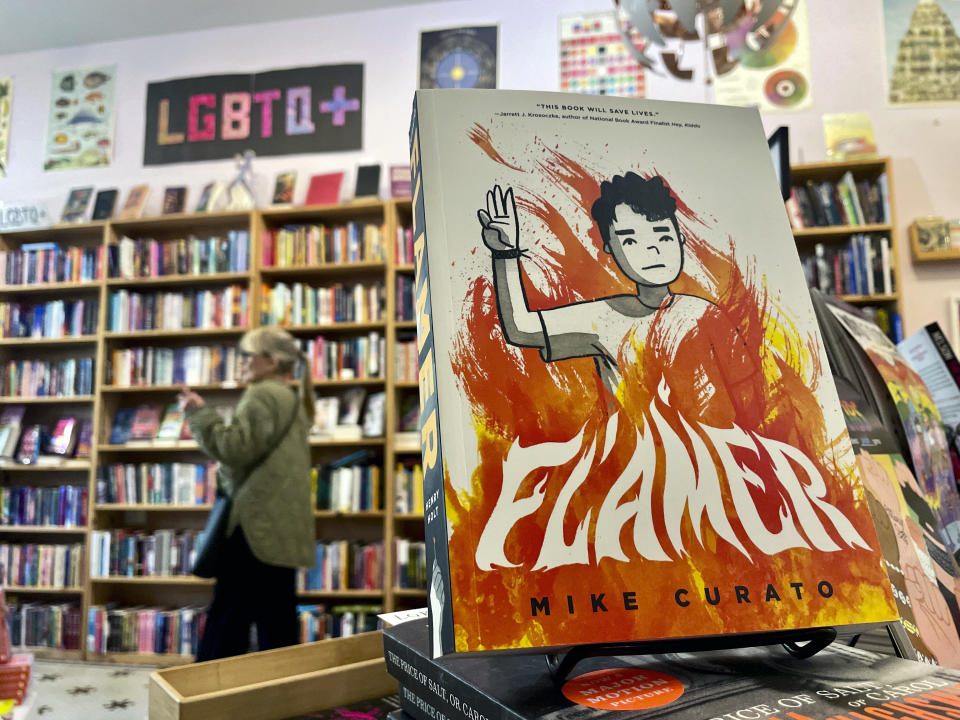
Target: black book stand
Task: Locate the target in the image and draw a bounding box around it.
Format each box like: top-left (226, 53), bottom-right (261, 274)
top-left (545, 625), bottom-right (888, 684)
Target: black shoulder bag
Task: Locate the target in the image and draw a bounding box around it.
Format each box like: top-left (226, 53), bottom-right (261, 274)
top-left (192, 390), bottom-right (301, 579)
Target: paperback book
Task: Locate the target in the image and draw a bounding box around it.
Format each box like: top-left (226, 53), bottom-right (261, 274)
top-left (409, 89), bottom-right (897, 655)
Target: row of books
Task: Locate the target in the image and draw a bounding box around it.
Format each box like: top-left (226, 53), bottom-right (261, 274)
top-left (395, 463), bottom-right (424, 515)
top-left (786, 172), bottom-right (890, 229)
top-left (7, 602), bottom-right (82, 651)
top-left (396, 276), bottom-right (415, 322)
top-left (297, 540), bottom-right (383, 591)
top-left (396, 226), bottom-right (414, 265)
top-left (95, 462), bottom-right (217, 506)
top-left (296, 604), bottom-right (381, 643)
top-left (312, 391), bottom-right (385, 440)
top-left (261, 223), bottom-right (387, 267)
top-left (314, 462), bottom-right (382, 512)
top-left (109, 404), bottom-right (233, 446)
top-left (88, 529), bottom-right (198, 578)
top-left (396, 339), bottom-right (418, 384)
top-left (0, 485), bottom-right (88, 528)
top-left (0, 243), bottom-right (105, 286)
top-left (260, 282), bottom-right (385, 327)
top-left (394, 538), bottom-right (427, 590)
top-left (107, 286), bottom-right (249, 332)
top-left (0, 410), bottom-right (92, 462)
top-left (799, 236), bottom-right (894, 298)
top-left (300, 333), bottom-right (386, 381)
top-left (0, 358), bottom-right (94, 398)
top-left (862, 305), bottom-right (905, 343)
top-left (0, 299), bottom-right (99, 340)
top-left (108, 232), bottom-right (250, 279)
top-left (108, 344), bottom-right (241, 387)
top-left (87, 605), bottom-right (207, 656)
top-left (0, 543), bottom-right (83, 589)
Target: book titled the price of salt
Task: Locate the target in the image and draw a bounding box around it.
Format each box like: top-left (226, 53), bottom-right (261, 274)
top-left (409, 89), bottom-right (897, 656)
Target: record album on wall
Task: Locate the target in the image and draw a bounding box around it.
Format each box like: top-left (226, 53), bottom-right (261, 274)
top-left (143, 64), bottom-right (363, 165)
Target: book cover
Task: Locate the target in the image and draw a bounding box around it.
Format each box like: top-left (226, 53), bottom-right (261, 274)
top-left (410, 89), bottom-right (897, 655)
top-left (108, 408), bottom-right (136, 445)
top-left (195, 182), bottom-right (216, 212)
top-left (306, 172), bottom-right (344, 206)
top-left (91, 189), bottom-right (118, 220)
top-left (128, 405), bottom-right (161, 442)
top-left (15, 425), bottom-right (41, 464)
top-left (155, 403), bottom-right (185, 443)
top-left (829, 305), bottom-right (960, 558)
top-left (354, 164), bottom-right (381, 198)
top-left (390, 165), bottom-right (412, 198)
top-left (273, 171), bottom-right (297, 205)
top-left (836, 376), bottom-right (960, 667)
top-left (60, 187), bottom-right (94, 224)
top-left (822, 112), bottom-right (879, 162)
top-left (116, 185), bottom-right (150, 220)
top-left (161, 186), bottom-right (187, 215)
top-left (45, 417), bottom-right (77, 456)
top-left (385, 618), bottom-right (960, 720)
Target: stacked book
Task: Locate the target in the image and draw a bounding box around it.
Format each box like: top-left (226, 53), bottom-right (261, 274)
top-left (107, 286), bottom-right (249, 332)
top-left (296, 603), bottom-right (381, 643)
top-left (0, 485), bottom-right (88, 527)
top-left (395, 340), bottom-right (418, 383)
top-left (799, 236), bottom-right (893, 297)
top-left (109, 231), bottom-right (250, 278)
top-left (262, 222), bottom-right (387, 266)
top-left (0, 357), bottom-right (94, 397)
top-left (0, 299), bottom-right (98, 339)
top-left (786, 171), bottom-right (890, 229)
top-left (0, 543), bottom-right (83, 589)
top-left (395, 225), bottom-right (414, 265)
top-left (7, 602), bottom-right (82, 650)
top-left (296, 540), bottom-right (383, 591)
top-left (393, 538), bottom-right (426, 590)
top-left (394, 463), bottom-right (423, 515)
top-left (0, 242), bottom-right (104, 285)
top-left (86, 605), bottom-right (207, 656)
top-left (302, 332), bottom-right (385, 381)
top-left (396, 276), bottom-right (415, 322)
top-left (108, 344), bottom-right (240, 386)
top-left (314, 461), bottom-right (382, 512)
top-left (96, 462), bottom-right (217, 506)
top-left (261, 281), bottom-right (385, 326)
top-left (88, 529), bottom-right (199, 578)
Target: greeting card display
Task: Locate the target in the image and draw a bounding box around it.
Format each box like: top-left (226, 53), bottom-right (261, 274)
top-left (409, 89), bottom-right (898, 656)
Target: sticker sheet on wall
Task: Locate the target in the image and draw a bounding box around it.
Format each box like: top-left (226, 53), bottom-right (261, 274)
top-left (559, 12), bottom-right (646, 97)
top-left (712, 0), bottom-right (813, 113)
top-left (0, 78), bottom-right (11, 177)
top-left (418, 25), bottom-right (498, 89)
top-left (884, 0), bottom-right (960, 105)
top-left (43, 65), bottom-right (116, 171)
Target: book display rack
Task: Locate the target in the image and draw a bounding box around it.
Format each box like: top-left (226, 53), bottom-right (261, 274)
top-left (0, 199), bottom-right (425, 664)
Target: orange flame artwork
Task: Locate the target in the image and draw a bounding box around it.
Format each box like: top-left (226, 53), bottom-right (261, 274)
top-left (415, 95), bottom-right (897, 654)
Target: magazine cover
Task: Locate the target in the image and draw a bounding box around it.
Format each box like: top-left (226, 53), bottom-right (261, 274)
top-left (829, 305), bottom-right (960, 557)
top-left (838, 377), bottom-right (960, 667)
top-left (410, 89), bottom-right (897, 655)
top-left (385, 617), bottom-right (960, 720)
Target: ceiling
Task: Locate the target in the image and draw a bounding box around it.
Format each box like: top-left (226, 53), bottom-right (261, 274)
top-left (0, 0), bottom-right (454, 55)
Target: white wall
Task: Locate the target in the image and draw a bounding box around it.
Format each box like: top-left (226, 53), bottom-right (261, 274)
top-left (0, 0), bottom-right (956, 335)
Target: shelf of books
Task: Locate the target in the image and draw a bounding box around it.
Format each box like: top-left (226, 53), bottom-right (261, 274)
top-left (0, 198), bottom-right (427, 661)
top-left (787, 157), bottom-right (903, 341)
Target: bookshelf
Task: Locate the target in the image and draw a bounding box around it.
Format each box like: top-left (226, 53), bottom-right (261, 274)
top-left (0, 198), bottom-right (425, 662)
top-left (789, 157), bottom-right (902, 339)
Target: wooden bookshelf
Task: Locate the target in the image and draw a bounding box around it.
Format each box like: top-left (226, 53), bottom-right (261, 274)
top-left (0, 199), bottom-right (424, 661)
top-left (789, 157), bottom-right (903, 333)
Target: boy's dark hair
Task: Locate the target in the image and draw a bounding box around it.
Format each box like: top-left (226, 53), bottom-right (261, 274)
top-left (591, 173), bottom-right (678, 246)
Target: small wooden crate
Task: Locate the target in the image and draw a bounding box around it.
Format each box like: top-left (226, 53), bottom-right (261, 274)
top-left (149, 631), bottom-right (397, 720)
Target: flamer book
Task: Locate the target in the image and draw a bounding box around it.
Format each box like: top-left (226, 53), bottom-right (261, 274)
top-left (409, 89), bottom-right (897, 656)
top-left (384, 618), bottom-right (960, 720)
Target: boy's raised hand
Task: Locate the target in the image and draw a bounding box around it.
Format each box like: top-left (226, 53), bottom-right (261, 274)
top-left (477, 184), bottom-right (519, 253)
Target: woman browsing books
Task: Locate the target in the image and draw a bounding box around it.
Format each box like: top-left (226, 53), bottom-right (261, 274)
top-left (178, 327), bottom-right (316, 660)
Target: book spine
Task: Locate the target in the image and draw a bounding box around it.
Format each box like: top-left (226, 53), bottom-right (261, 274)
top-left (410, 95), bottom-right (455, 655)
top-left (925, 323), bottom-right (960, 389)
top-left (383, 630), bottom-right (521, 720)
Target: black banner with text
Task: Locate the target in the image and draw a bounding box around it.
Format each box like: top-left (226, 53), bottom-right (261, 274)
top-left (143, 64), bottom-right (363, 165)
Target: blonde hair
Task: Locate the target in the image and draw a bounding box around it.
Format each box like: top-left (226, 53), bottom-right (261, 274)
top-left (240, 327), bottom-right (315, 421)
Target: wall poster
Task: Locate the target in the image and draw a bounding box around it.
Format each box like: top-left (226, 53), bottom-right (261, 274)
top-left (43, 65), bottom-right (116, 171)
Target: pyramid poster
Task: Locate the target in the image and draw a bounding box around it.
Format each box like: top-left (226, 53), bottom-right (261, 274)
top-left (885, 0), bottom-right (960, 104)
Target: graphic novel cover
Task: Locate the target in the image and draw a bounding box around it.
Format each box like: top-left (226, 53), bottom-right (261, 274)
top-left (830, 305), bottom-right (960, 557)
top-left (410, 89), bottom-right (897, 655)
top-left (838, 376), bottom-right (960, 667)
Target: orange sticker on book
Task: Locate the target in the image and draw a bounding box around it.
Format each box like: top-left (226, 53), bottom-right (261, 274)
top-left (562, 668), bottom-right (684, 711)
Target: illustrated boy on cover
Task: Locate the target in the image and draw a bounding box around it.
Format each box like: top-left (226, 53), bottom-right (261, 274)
top-left (477, 173), bottom-right (761, 422)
